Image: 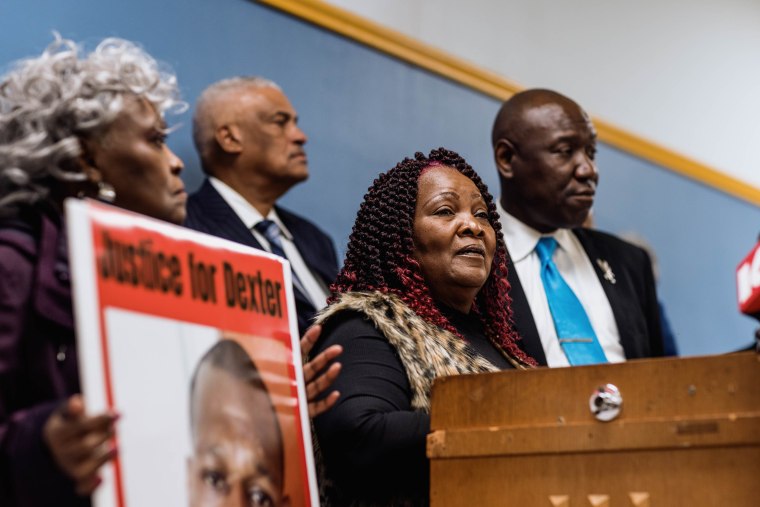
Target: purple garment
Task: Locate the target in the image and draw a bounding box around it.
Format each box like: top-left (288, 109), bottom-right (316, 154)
top-left (0, 208), bottom-right (88, 506)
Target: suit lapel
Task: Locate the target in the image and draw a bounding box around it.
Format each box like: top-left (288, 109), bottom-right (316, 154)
top-left (572, 228), bottom-right (635, 356)
top-left (506, 249), bottom-right (548, 365)
top-left (194, 180), bottom-right (264, 250)
top-left (278, 207), bottom-right (334, 287)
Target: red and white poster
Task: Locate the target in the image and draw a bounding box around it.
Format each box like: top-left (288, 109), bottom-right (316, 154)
top-left (66, 199), bottom-right (318, 507)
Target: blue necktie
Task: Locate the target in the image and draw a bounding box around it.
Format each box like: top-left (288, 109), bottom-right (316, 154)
top-left (254, 220), bottom-right (308, 298)
top-left (535, 237), bottom-right (608, 365)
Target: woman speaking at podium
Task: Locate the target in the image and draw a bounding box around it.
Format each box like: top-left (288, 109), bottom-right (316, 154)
top-left (312, 148), bottom-right (536, 506)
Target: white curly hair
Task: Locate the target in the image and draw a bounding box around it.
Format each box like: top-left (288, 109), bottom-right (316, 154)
top-left (0, 34), bottom-right (186, 209)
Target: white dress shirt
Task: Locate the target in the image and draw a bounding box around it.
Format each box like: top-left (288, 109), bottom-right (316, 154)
top-left (497, 202), bottom-right (626, 367)
top-left (209, 177), bottom-right (330, 311)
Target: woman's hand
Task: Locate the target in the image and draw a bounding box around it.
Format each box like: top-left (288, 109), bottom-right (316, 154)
top-left (300, 324), bottom-right (342, 417)
top-left (42, 395), bottom-right (119, 496)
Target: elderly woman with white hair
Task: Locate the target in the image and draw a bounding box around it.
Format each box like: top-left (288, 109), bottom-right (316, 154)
top-left (0, 37), bottom-right (342, 507)
top-left (0, 36), bottom-right (187, 506)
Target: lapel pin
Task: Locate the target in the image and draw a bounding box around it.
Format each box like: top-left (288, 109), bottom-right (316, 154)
top-left (596, 259), bottom-right (616, 284)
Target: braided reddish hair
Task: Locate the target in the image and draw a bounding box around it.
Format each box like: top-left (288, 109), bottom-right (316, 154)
top-left (331, 147), bottom-right (535, 365)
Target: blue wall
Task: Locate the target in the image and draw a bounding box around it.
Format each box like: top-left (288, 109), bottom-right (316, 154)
top-left (2, 0), bottom-right (758, 355)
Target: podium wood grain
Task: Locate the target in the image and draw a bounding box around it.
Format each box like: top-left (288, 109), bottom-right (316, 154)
top-left (428, 352), bottom-right (760, 506)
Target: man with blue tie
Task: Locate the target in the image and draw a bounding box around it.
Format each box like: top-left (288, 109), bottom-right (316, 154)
top-left (186, 77), bottom-right (339, 336)
top-left (491, 89), bottom-right (664, 367)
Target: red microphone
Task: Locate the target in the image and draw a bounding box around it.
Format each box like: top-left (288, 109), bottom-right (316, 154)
top-left (736, 240), bottom-right (760, 316)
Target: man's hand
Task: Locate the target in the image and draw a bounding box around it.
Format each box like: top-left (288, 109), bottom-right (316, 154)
top-left (300, 324), bottom-right (342, 417)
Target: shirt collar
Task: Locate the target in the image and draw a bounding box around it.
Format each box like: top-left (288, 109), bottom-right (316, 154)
top-left (208, 176), bottom-right (294, 240)
top-left (496, 200), bottom-right (574, 260)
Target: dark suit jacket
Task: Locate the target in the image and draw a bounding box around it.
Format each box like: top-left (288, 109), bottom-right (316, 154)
top-left (184, 179), bottom-right (339, 335)
top-left (0, 206), bottom-right (87, 507)
top-left (507, 227), bottom-right (664, 365)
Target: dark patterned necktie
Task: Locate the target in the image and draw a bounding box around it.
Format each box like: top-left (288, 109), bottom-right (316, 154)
top-left (253, 220), bottom-right (307, 297)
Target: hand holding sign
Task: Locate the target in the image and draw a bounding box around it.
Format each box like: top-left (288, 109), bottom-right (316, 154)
top-left (43, 395), bottom-right (119, 496)
top-left (300, 324), bottom-right (342, 418)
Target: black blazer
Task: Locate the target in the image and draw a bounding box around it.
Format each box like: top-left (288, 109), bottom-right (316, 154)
top-left (184, 179), bottom-right (339, 336)
top-left (507, 227), bottom-right (664, 365)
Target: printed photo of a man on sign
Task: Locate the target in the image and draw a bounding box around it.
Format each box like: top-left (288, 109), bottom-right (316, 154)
top-left (66, 200), bottom-right (318, 507)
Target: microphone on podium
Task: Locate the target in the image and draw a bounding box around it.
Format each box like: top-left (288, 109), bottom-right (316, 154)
top-left (736, 237), bottom-right (760, 352)
top-left (736, 238), bottom-right (760, 318)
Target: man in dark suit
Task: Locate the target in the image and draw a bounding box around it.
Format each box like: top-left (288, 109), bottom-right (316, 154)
top-left (185, 77), bottom-right (339, 336)
top-left (491, 89), bottom-right (664, 366)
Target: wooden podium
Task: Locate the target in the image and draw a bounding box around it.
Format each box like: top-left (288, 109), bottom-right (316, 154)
top-left (427, 352), bottom-right (760, 506)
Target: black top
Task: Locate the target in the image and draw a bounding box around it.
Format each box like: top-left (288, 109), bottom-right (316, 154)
top-left (312, 308), bottom-right (515, 506)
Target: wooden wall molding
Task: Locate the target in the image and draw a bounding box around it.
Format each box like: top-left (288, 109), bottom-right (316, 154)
top-left (258, 0), bottom-right (760, 206)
